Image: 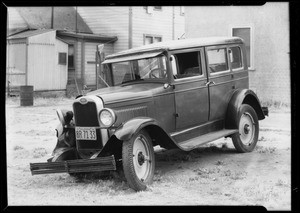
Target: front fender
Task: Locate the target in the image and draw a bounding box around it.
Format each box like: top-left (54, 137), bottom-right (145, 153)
top-left (113, 117), bottom-right (179, 150)
top-left (225, 89), bottom-right (265, 129)
top-left (114, 117), bottom-right (158, 141)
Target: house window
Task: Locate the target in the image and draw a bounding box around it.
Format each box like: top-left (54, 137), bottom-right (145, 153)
top-left (68, 45), bottom-right (75, 69)
top-left (232, 27), bottom-right (253, 69)
top-left (154, 6), bottom-right (162, 10)
top-left (144, 35), bottom-right (162, 45)
top-left (207, 48), bottom-right (229, 74)
top-left (58, 52), bottom-right (67, 65)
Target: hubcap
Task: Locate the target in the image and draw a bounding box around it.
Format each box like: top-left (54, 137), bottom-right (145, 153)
top-left (132, 135), bottom-right (151, 181)
top-left (239, 112), bottom-right (255, 146)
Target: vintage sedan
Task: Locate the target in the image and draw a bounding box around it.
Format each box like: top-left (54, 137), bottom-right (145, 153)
top-left (30, 37), bottom-right (268, 191)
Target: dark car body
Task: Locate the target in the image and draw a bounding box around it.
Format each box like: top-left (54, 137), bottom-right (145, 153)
top-left (30, 37), bottom-right (268, 191)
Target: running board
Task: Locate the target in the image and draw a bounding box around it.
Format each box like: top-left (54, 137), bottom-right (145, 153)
top-left (177, 129), bottom-right (238, 151)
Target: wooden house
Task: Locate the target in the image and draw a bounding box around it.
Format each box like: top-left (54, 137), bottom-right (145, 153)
top-left (7, 6), bottom-right (185, 96)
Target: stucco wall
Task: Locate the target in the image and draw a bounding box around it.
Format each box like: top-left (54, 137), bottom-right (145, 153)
top-left (185, 3), bottom-right (290, 104)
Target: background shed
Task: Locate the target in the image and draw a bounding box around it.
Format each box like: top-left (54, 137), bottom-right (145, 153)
top-left (7, 29), bottom-right (68, 92)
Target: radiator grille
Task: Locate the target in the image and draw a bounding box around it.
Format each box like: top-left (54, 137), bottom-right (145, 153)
top-left (73, 102), bottom-right (103, 150)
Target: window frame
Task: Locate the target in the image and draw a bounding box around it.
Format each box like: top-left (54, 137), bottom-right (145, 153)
top-left (67, 44), bottom-right (75, 69)
top-left (230, 25), bottom-right (254, 70)
top-left (143, 34), bottom-right (163, 45)
top-left (153, 6), bottom-right (162, 11)
top-left (171, 48), bottom-right (205, 82)
top-left (206, 46), bottom-right (231, 76)
top-left (58, 52), bottom-right (67, 65)
top-left (228, 45), bottom-right (244, 71)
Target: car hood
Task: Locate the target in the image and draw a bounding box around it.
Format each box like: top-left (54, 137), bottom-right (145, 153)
top-left (86, 83), bottom-right (164, 105)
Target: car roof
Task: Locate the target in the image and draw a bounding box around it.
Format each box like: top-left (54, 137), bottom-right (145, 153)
top-left (105, 36), bottom-right (244, 60)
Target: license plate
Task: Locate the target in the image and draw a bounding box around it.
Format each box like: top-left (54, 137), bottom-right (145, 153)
top-left (75, 127), bottom-right (97, 140)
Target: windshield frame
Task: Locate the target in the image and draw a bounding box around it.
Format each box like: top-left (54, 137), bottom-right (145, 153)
top-left (105, 53), bottom-right (171, 86)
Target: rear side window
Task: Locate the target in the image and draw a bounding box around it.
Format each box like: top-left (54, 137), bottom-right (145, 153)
top-left (207, 48), bottom-right (229, 73)
top-left (229, 46), bottom-right (243, 70)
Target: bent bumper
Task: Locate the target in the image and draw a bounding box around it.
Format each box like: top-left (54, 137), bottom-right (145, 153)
top-left (30, 155), bottom-right (116, 175)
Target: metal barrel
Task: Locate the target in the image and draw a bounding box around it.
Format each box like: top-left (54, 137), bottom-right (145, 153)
top-left (20, 85), bottom-right (34, 106)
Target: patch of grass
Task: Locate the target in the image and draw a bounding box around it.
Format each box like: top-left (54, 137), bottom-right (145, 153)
top-left (13, 145), bottom-right (24, 151)
top-left (275, 179), bottom-right (290, 187)
top-left (32, 147), bottom-right (48, 158)
top-left (230, 171), bottom-right (247, 180)
top-left (14, 149), bottom-right (30, 159)
top-left (193, 167), bottom-right (220, 179)
top-left (222, 169), bottom-right (232, 177)
top-left (255, 145), bottom-right (276, 154)
top-left (215, 160), bottom-right (225, 166)
top-left (6, 96), bottom-right (74, 107)
top-left (260, 99), bottom-right (290, 112)
top-left (156, 150), bottom-right (194, 162)
top-left (258, 136), bottom-right (267, 142)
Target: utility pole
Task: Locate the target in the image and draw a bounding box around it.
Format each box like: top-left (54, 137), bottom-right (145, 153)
top-left (128, 7), bottom-right (133, 49)
top-left (51, 7), bottom-right (54, 29)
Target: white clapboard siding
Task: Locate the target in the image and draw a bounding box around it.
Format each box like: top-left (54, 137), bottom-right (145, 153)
top-left (75, 40), bottom-right (82, 79)
top-left (173, 7), bottom-right (186, 39)
top-left (77, 6), bottom-right (185, 53)
top-left (27, 42), bottom-right (55, 90)
top-left (55, 39), bottom-right (68, 90)
top-left (8, 7), bottom-right (28, 32)
top-left (7, 41), bottom-right (27, 87)
top-left (131, 6), bottom-right (173, 48)
top-left (26, 30), bottom-right (68, 91)
top-left (84, 42), bottom-right (114, 86)
top-left (77, 7), bottom-right (129, 52)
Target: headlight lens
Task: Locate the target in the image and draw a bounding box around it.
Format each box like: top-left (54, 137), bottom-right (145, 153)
top-left (99, 108), bottom-right (116, 127)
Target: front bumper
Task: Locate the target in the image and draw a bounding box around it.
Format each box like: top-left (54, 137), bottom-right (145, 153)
top-left (30, 155), bottom-right (116, 175)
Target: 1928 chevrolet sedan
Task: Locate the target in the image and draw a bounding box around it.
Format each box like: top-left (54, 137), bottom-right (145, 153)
top-left (30, 37), bottom-right (268, 191)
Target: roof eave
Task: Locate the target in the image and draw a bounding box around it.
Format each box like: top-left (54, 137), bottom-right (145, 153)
top-left (57, 31), bottom-right (118, 42)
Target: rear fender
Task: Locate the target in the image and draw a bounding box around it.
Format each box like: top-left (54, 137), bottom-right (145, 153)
top-left (225, 89), bottom-right (265, 129)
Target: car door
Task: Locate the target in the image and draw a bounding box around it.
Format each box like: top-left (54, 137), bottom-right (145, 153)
top-left (205, 45), bottom-right (235, 121)
top-left (172, 48), bottom-right (209, 131)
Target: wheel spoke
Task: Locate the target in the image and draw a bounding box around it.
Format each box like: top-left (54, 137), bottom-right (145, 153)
top-left (132, 135), bottom-right (151, 180)
top-left (239, 113), bottom-right (255, 146)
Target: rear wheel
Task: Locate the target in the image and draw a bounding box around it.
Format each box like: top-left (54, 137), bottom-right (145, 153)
top-left (232, 104), bottom-right (259, 152)
top-left (122, 130), bottom-right (155, 191)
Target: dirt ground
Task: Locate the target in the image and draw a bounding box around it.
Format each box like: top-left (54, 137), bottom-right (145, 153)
top-left (5, 97), bottom-right (291, 210)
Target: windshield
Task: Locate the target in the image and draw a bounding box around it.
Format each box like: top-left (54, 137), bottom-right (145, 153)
top-left (104, 55), bottom-right (168, 86)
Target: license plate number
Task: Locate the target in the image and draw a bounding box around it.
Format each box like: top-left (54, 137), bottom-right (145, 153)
top-left (75, 127), bottom-right (97, 140)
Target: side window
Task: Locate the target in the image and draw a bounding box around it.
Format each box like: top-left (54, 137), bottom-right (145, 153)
top-left (207, 48), bottom-right (229, 73)
top-left (232, 27), bottom-right (252, 69)
top-left (229, 46), bottom-right (243, 70)
top-left (173, 51), bottom-right (202, 79)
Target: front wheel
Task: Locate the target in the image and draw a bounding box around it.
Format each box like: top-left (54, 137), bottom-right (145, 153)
top-left (122, 130), bottom-right (155, 191)
top-left (232, 104), bottom-right (259, 153)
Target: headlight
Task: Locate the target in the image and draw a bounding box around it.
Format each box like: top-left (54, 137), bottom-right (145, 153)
top-left (99, 108), bottom-right (117, 127)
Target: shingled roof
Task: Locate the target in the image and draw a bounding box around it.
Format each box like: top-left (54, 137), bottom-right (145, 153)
top-left (15, 7), bottom-right (92, 34)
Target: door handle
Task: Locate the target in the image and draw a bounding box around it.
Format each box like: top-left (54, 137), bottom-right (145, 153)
top-left (205, 81), bottom-right (215, 86)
